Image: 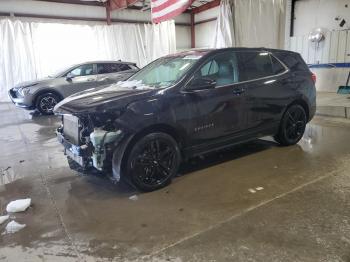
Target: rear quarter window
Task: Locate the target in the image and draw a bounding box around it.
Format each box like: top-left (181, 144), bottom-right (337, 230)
top-left (273, 52), bottom-right (309, 72)
top-left (118, 64), bottom-right (132, 71)
top-left (271, 55), bottom-right (286, 74)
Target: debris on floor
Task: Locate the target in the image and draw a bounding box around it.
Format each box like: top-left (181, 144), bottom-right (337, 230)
top-left (249, 187), bottom-right (264, 193)
top-left (0, 215), bottom-right (9, 225)
top-left (6, 198), bottom-right (31, 213)
top-left (3, 220), bottom-right (26, 234)
top-left (129, 195), bottom-right (138, 201)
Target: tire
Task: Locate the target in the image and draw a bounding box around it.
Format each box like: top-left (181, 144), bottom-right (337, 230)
top-left (35, 93), bottom-right (61, 115)
top-left (274, 104), bottom-right (307, 146)
top-left (125, 133), bottom-right (181, 192)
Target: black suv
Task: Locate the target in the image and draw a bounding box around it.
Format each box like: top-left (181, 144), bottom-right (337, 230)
top-left (55, 48), bottom-right (316, 191)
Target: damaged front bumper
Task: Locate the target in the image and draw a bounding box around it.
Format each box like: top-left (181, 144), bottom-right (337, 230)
top-left (56, 131), bottom-right (92, 168)
top-left (56, 127), bottom-right (125, 173)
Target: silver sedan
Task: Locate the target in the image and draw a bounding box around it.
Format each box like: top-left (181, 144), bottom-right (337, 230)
top-left (8, 61), bottom-right (139, 114)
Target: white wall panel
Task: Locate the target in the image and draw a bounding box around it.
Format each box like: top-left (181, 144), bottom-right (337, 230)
top-left (329, 31), bottom-right (339, 63)
top-left (346, 31), bottom-right (350, 62)
top-left (175, 26), bottom-right (191, 51)
top-left (321, 31), bottom-right (332, 63)
top-left (294, 0), bottom-right (350, 37)
top-left (290, 29), bottom-right (349, 64)
top-left (195, 20), bottom-right (217, 48)
top-left (337, 30), bottom-right (347, 63)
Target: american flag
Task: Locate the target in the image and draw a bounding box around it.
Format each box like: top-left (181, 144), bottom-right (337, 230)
top-left (151, 0), bottom-right (193, 23)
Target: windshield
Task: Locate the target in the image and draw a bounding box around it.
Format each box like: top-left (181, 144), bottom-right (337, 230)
top-left (128, 54), bottom-right (203, 88)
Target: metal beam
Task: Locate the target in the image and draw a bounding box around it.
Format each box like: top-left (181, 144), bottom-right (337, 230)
top-left (195, 17), bottom-right (216, 25)
top-left (35, 0), bottom-right (104, 6)
top-left (106, 2), bottom-right (111, 25)
top-left (191, 0), bottom-right (220, 14)
top-left (290, 0), bottom-right (298, 37)
top-left (0, 12), bottom-right (191, 26)
top-left (191, 12), bottom-right (195, 48)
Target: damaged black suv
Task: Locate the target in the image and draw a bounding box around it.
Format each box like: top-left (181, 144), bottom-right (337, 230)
top-left (55, 48), bottom-right (316, 191)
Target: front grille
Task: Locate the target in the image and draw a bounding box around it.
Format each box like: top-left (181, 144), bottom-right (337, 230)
top-left (63, 115), bottom-right (80, 145)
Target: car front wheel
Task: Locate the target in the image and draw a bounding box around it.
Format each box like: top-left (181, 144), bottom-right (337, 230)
top-left (274, 104), bottom-right (307, 146)
top-left (36, 93), bottom-right (60, 115)
top-left (126, 133), bottom-right (181, 192)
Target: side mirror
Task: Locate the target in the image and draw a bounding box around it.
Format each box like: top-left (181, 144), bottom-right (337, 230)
top-left (187, 77), bottom-right (216, 91)
top-left (66, 73), bottom-right (75, 81)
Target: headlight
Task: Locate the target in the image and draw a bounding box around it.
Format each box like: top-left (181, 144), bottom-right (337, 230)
top-left (18, 87), bottom-right (30, 96)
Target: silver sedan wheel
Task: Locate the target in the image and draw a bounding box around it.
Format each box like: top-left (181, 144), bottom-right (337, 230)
top-left (39, 95), bottom-right (58, 114)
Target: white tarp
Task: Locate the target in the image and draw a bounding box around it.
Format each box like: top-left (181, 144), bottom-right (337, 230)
top-left (234, 0), bottom-right (286, 48)
top-left (212, 0), bottom-right (286, 49)
top-left (0, 18), bottom-right (176, 101)
top-left (212, 0), bottom-right (235, 48)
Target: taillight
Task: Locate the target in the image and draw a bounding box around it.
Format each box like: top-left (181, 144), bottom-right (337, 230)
top-left (311, 73), bottom-right (316, 83)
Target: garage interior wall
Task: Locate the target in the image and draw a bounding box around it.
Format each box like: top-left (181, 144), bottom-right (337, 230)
top-left (0, 18), bottom-right (176, 101)
top-left (0, 0), bottom-right (189, 102)
top-left (289, 0), bottom-right (350, 92)
top-left (197, 0), bottom-right (287, 49)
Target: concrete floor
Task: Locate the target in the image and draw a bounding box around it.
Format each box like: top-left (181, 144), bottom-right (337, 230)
top-left (316, 92), bottom-right (350, 118)
top-left (1, 102), bottom-right (350, 261)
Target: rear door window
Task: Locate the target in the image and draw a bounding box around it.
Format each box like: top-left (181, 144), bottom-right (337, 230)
top-left (97, 63), bottom-right (123, 74)
top-left (237, 52), bottom-right (274, 81)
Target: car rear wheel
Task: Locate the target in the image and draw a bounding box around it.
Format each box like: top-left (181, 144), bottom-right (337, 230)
top-left (36, 93), bottom-right (60, 115)
top-left (125, 133), bottom-right (181, 192)
top-left (274, 104), bottom-right (307, 146)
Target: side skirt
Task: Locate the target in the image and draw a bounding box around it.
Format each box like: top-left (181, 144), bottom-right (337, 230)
top-left (183, 123), bottom-right (279, 159)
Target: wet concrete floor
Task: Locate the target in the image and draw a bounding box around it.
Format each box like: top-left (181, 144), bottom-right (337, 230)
top-left (0, 102), bottom-right (350, 261)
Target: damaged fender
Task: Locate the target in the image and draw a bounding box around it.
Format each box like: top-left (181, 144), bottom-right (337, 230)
top-left (111, 134), bottom-right (134, 182)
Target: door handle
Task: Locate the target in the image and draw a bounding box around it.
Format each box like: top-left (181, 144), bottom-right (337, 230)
top-left (233, 88), bottom-right (245, 95)
top-left (87, 78), bottom-right (95, 82)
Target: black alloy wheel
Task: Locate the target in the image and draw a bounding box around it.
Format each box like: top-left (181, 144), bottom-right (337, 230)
top-left (275, 104), bottom-right (307, 146)
top-left (36, 93), bottom-right (60, 115)
top-left (126, 133), bottom-right (181, 192)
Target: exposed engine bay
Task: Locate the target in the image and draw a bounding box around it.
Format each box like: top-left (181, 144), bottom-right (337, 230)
top-left (56, 114), bottom-right (124, 172)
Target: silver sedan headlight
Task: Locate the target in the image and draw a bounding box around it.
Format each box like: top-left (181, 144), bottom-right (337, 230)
top-left (18, 87), bottom-right (30, 96)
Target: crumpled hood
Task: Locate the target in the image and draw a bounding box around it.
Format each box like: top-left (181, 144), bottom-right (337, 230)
top-left (54, 80), bottom-right (158, 115)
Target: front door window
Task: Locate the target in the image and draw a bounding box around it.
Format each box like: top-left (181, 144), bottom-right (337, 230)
top-left (68, 64), bottom-right (94, 77)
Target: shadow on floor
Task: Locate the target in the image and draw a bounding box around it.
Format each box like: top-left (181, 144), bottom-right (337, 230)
top-left (76, 138), bottom-right (279, 195)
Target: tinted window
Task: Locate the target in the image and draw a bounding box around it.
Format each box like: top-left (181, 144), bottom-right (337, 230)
top-left (118, 64), bottom-right (132, 71)
top-left (196, 52), bottom-right (239, 87)
top-left (271, 55), bottom-right (286, 74)
top-left (128, 64), bottom-right (138, 70)
top-left (237, 52), bottom-right (273, 81)
top-left (273, 51), bottom-right (309, 72)
top-left (68, 64), bottom-right (94, 77)
top-left (97, 63), bottom-right (121, 74)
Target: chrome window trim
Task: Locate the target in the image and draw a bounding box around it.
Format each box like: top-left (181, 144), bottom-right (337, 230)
top-left (182, 50), bottom-right (290, 92)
